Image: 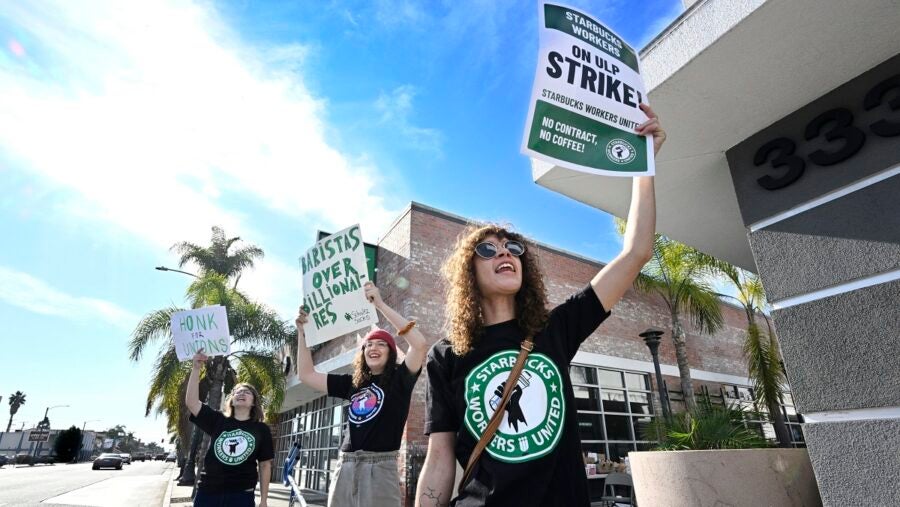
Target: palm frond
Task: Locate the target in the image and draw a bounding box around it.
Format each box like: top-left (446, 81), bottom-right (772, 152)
top-left (186, 273), bottom-right (232, 308)
top-left (650, 400), bottom-right (770, 450)
top-left (225, 245), bottom-right (264, 277)
top-left (743, 323), bottom-right (785, 410)
top-left (745, 274), bottom-right (767, 310)
top-left (144, 346), bottom-right (187, 416)
top-left (130, 307), bottom-right (183, 361)
top-left (677, 280), bottom-right (724, 334)
top-left (230, 301), bottom-right (292, 349)
top-left (236, 350), bottom-right (285, 423)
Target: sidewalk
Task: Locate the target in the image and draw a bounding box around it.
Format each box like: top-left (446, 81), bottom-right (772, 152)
top-left (163, 467), bottom-right (328, 507)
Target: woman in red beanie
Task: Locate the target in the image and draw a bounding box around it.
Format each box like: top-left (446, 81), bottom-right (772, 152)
top-left (296, 281), bottom-right (428, 507)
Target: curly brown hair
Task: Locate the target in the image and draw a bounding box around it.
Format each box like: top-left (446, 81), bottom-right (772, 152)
top-left (442, 224), bottom-right (549, 356)
top-left (351, 346), bottom-right (398, 389)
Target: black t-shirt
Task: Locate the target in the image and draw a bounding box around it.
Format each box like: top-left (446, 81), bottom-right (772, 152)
top-left (328, 360), bottom-right (421, 452)
top-left (425, 285), bottom-right (610, 507)
top-left (190, 404), bottom-right (275, 492)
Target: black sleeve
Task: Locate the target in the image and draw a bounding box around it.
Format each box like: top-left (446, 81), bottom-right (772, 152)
top-left (189, 404), bottom-right (225, 436)
top-left (399, 358), bottom-right (423, 394)
top-left (327, 374), bottom-right (354, 400)
top-left (548, 284), bottom-right (612, 361)
top-left (424, 342), bottom-right (459, 435)
top-left (256, 423), bottom-right (274, 462)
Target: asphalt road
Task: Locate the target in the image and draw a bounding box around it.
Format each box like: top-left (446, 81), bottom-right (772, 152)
top-left (0, 459), bottom-right (174, 506)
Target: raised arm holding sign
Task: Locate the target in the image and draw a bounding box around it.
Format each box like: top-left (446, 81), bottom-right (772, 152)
top-left (415, 3), bottom-right (667, 506)
top-left (170, 305), bottom-right (231, 361)
top-left (299, 224), bottom-right (377, 346)
top-left (522, 1), bottom-right (657, 177)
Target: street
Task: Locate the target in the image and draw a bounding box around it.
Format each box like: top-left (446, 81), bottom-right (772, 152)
top-left (0, 460), bottom-right (173, 507)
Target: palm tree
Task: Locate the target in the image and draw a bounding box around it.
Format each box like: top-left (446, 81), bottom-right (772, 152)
top-left (133, 227), bottom-right (279, 463)
top-left (717, 264), bottom-right (792, 447)
top-left (618, 220), bottom-right (724, 412)
top-left (131, 273), bottom-right (290, 474)
top-left (171, 226), bottom-right (264, 289)
top-left (6, 391), bottom-right (26, 432)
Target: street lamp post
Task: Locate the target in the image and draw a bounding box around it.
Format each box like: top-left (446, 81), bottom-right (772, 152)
top-left (155, 266), bottom-right (199, 278)
top-left (155, 265), bottom-right (202, 485)
top-left (76, 419), bottom-right (100, 462)
top-left (33, 405), bottom-right (69, 459)
top-left (640, 329), bottom-right (672, 421)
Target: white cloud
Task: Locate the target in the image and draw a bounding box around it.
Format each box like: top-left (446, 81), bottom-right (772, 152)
top-left (0, 266), bottom-right (139, 329)
top-left (0, 0), bottom-right (408, 318)
top-left (374, 85), bottom-right (443, 155)
top-left (372, 0), bottom-right (428, 27)
top-left (0, 0), bottom-right (404, 316)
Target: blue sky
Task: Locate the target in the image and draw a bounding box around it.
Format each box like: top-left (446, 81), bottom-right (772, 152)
top-left (0, 0), bottom-right (682, 444)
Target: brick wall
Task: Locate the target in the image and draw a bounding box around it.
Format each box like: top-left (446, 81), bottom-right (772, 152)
top-left (304, 202), bottom-right (763, 504)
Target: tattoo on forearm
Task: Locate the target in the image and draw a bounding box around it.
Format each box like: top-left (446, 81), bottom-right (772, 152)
top-left (420, 486), bottom-right (448, 507)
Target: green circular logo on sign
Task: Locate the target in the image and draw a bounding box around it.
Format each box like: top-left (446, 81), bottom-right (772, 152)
top-left (464, 350), bottom-right (566, 463)
top-left (214, 429), bottom-right (255, 465)
top-left (606, 139), bottom-right (637, 165)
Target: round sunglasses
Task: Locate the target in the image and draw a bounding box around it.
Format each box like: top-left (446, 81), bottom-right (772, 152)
top-left (474, 240), bottom-right (526, 259)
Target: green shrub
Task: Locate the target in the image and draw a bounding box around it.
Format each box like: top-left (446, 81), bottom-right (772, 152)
top-left (641, 399), bottom-right (770, 450)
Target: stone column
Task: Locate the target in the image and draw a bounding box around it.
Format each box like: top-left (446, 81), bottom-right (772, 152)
top-left (725, 54), bottom-right (900, 505)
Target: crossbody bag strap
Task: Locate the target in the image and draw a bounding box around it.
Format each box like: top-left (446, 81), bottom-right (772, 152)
top-left (458, 337), bottom-right (534, 496)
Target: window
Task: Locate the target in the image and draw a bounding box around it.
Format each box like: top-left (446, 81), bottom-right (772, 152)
top-left (273, 395), bottom-right (348, 492)
top-left (570, 365), bottom-right (656, 463)
top-left (720, 384), bottom-right (806, 448)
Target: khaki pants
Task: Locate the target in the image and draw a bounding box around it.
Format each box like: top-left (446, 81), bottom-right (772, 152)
top-left (327, 450), bottom-right (401, 507)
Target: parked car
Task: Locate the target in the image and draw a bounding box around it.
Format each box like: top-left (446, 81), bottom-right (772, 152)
top-left (93, 453), bottom-right (123, 470)
top-left (15, 454), bottom-right (34, 466)
top-left (165, 453), bottom-right (177, 463)
top-left (35, 455), bottom-right (56, 464)
top-left (0, 454), bottom-right (8, 468)
top-left (118, 453), bottom-right (132, 464)
top-left (154, 453), bottom-right (167, 461)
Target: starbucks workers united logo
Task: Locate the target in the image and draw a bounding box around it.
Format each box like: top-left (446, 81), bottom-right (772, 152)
top-left (464, 351), bottom-right (566, 463)
top-left (606, 138), bottom-right (637, 165)
top-left (214, 429), bottom-right (256, 465)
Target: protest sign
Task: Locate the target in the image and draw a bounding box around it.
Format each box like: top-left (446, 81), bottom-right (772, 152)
top-left (170, 305), bottom-right (231, 361)
top-left (522, 1), bottom-right (654, 177)
top-left (300, 224), bottom-right (377, 346)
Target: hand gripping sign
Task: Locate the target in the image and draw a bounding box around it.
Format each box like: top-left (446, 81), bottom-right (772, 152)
top-left (171, 305), bottom-right (231, 361)
top-left (299, 224), bottom-right (377, 347)
top-left (522, 1), bottom-right (654, 177)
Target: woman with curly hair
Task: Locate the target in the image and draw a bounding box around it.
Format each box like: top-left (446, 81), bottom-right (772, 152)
top-left (415, 104), bottom-right (666, 507)
top-left (296, 281), bottom-right (428, 507)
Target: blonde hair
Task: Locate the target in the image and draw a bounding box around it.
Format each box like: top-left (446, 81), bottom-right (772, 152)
top-left (442, 224), bottom-right (549, 356)
top-left (222, 383), bottom-right (264, 422)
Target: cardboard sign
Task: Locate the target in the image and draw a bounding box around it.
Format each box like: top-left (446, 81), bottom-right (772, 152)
top-left (522, 1), bottom-right (654, 177)
top-left (300, 224), bottom-right (377, 346)
top-left (171, 305), bottom-right (231, 361)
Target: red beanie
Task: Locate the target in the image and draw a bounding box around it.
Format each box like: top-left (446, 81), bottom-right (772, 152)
top-left (362, 328), bottom-right (396, 353)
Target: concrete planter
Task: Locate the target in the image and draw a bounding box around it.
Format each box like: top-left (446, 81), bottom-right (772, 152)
top-left (629, 449), bottom-right (821, 507)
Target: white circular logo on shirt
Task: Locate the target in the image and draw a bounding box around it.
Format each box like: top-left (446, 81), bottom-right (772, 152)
top-left (348, 384), bottom-right (385, 425)
top-left (606, 139), bottom-right (637, 164)
top-left (464, 351), bottom-right (566, 463)
top-left (214, 429), bottom-right (256, 465)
